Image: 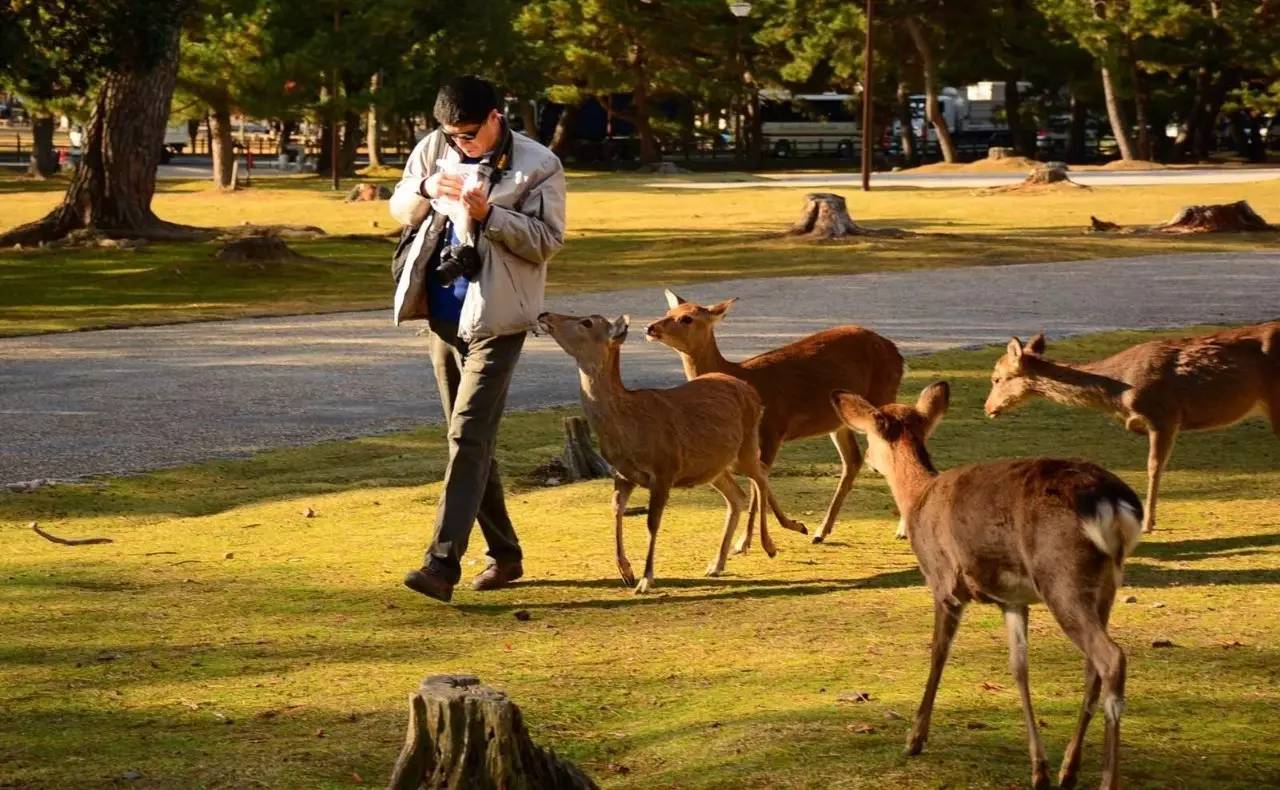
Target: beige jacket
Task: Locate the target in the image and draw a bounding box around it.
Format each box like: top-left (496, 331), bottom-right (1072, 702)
top-left (389, 128), bottom-right (567, 340)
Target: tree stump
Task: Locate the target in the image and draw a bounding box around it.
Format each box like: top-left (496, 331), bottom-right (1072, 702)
top-left (345, 182), bottom-right (393, 202)
top-left (561, 416), bottom-right (612, 482)
top-left (388, 675), bottom-right (598, 790)
top-left (1024, 162), bottom-right (1069, 184)
top-left (1089, 200), bottom-right (1276, 234)
top-left (788, 193), bottom-right (860, 238)
top-left (213, 236), bottom-right (301, 262)
top-left (987, 146), bottom-right (1015, 160)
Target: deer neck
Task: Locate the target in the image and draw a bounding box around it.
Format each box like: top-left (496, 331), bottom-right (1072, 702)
top-left (884, 439), bottom-right (939, 516)
top-left (577, 346), bottom-right (630, 427)
top-left (1025, 356), bottom-right (1129, 417)
top-left (678, 333), bottom-right (737, 380)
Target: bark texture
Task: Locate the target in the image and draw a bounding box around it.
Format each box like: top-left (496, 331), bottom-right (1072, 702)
top-left (1089, 201), bottom-right (1275, 234)
top-left (28, 115), bottom-right (59, 178)
top-left (209, 101), bottom-right (235, 190)
top-left (561, 416), bottom-right (612, 482)
top-left (388, 675), bottom-right (598, 790)
top-left (905, 18), bottom-right (957, 164)
top-left (787, 193), bottom-right (908, 239)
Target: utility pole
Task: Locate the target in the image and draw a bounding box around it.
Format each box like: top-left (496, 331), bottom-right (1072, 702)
top-left (331, 4), bottom-right (341, 191)
top-left (861, 0), bottom-right (874, 191)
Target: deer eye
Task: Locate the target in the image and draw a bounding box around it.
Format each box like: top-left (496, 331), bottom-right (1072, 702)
top-left (579, 319), bottom-right (592, 328)
top-left (679, 315), bottom-right (693, 325)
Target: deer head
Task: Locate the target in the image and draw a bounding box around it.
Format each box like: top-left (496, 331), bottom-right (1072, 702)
top-left (644, 290), bottom-right (738, 354)
top-left (831, 382), bottom-right (950, 477)
top-left (538, 311), bottom-right (629, 374)
top-left (984, 333), bottom-right (1046, 418)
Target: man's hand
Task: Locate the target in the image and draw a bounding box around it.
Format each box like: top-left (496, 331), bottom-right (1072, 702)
top-left (462, 183), bottom-right (491, 222)
top-left (423, 171), bottom-right (463, 200)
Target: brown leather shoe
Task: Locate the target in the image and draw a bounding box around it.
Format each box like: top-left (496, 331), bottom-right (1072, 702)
top-left (471, 560), bottom-right (523, 591)
top-left (403, 566), bottom-right (454, 602)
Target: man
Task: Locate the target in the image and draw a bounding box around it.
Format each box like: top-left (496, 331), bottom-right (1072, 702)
top-left (390, 75), bottom-right (566, 603)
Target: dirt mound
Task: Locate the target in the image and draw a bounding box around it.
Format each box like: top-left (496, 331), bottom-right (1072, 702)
top-left (1096, 159), bottom-right (1168, 171)
top-left (914, 156), bottom-right (1040, 174)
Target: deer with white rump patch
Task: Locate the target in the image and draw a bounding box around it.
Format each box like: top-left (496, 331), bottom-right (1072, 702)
top-left (646, 291), bottom-right (903, 546)
top-left (539, 311), bottom-right (788, 593)
top-left (832, 381), bottom-right (1142, 790)
top-left (986, 323), bottom-right (1280, 533)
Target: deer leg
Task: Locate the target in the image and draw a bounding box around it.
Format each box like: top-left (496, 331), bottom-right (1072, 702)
top-left (1143, 427), bottom-right (1178, 533)
top-left (813, 428), bottom-right (862, 544)
top-left (635, 482), bottom-right (670, 595)
top-left (740, 460), bottom-right (779, 558)
top-left (612, 476), bottom-right (638, 587)
top-left (1047, 587), bottom-right (1126, 790)
top-left (1059, 596), bottom-right (1113, 789)
top-left (906, 599), bottom-right (965, 756)
top-left (706, 473), bottom-right (748, 577)
top-left (1003, 605), bottom-right (1050, 789)
top-left (736, 435), bottom-right (779, 555)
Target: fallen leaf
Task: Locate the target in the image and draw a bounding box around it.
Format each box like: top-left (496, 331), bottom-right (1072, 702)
top-left (846, 723), bottom-right (876, 734)
top-left (1123, 595), bottom-right (1138, 604)
top-left (303, 507), bottom-right (316, 518)
top-left (883, 710), bottom-right (906, 722)
top-left (1152, 638), bottom-right (1175, 648)
top-left (980, 681), bottom-right (1006, 692)
top-left (605, 763), bottom-right (630, 774)
top-left (966, 721), bottom-right (991, 730)
top-left (836, 691), bottom-right (872, 704)
top-left (513, 610), bottom-right (532, 622)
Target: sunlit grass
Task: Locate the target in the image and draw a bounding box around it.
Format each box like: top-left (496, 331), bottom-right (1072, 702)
top-left (2, 172), bottom-right (1278, 336)
top-left (2, 327), bottom-right (1277, 788)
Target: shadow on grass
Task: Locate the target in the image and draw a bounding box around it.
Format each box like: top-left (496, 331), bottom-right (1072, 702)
top-left (1136, 532), bottom-right (1280, 562)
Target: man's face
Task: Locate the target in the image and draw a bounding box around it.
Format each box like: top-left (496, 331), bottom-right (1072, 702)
top-left (441, 110), bottom-right (501, 158)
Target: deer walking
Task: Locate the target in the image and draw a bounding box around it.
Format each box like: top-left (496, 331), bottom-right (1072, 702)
top-left (539, 311), bottom-right (788, 593)
top-left (833, 382), bottom-right (1142, 790)
top-left (646, 291), bottom-right (903, 547)
top-left (986, 323), bottom-right (1280, 532)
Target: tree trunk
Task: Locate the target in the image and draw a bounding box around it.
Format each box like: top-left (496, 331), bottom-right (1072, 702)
top-left (316, 122), bottom-right (334, 176)
top-left (1099, 64), bottom-right (1135, 161)
top-left (905, 17), bottom-right (957, 164)
top-left (341, 110), bottom-right (360, 175)
top-left (186, 118), bottom-right (200, 153)
top-left (1131, 61), bottom-right (1152, 160)
top-left (549, 105), bottom-right (576, 157)
top-left (519, 100), bottom-right (539, 142)
top-left (28, 115), bottom-right (58, 179)
top-left (1192, 69), bottom-right (1232, 161)
top-left (209, 101), bottom-right (235, 190)
top-left (388, 675), bottom-right (598, 790)
top-left (367, 72), bottom-right (383, 168)
top-left (1066, 90), bottom-right (1087, 163)
top-left (896, 80), bottom-right (918, 167)
top-left (0, 20), bottom-right (204, 246)
top-left (561, 417), bottom-right (612, 482)
top-left (277, 119), bottom-right (296, 156)
top-left (1004, 77), bottom-right (1032, 157)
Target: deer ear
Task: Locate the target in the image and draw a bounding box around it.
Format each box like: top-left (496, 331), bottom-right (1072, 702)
top-left (831, 390), bottom-right (881, 435)
top-left (1007, 337), bottom-right (1024, 359)
top-left (915, 381), bottom-right (950, 436)
top-left (609, 314), bottom-right (630, 343)
top-left (664, 289), bottom-right (686, 309)
top-left (706, 297), bottom-right (738, 321)
top-left (1027, 333), bottom-right (1047, 355)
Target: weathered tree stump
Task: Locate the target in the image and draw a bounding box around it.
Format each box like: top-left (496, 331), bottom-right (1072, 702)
top-left (1024, 162), bottom-right (1070, 184)
top-left (786, 193), bottom-right (908, 239)
top-left (388, 675), bottom-right (598, 790)
top-left (987, 146), bottom-right (1016, 160)
top-left (789, 192), bottom-right (860, 238)
top-left (220, 223), bottom-right (327, 240)
top-left (561, 416), bottom-right (613, 482)
top-left (213, 236), bottom-right (301, 262)
top-left (1089, 200), bottom-right (1276, 234)
top-left (345, 182), bottom-right (393, 202)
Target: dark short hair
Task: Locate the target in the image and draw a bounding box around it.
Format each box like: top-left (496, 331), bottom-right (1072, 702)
top-left (434, 75), bottom-right (499, 126)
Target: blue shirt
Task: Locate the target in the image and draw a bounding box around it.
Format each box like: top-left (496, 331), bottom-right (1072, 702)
top-left (427, 154), bottom-right (484, 324)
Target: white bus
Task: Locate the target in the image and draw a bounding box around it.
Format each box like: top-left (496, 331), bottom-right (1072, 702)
top-left (759, 90), bottom-right (860, 158)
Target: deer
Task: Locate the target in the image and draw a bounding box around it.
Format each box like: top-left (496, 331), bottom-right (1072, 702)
top-left (832, 381), bottom-right (1143, 790)
top-left (645, 291), bottom-right (904, 547)
top-left (985, 322), bottom-right (1280, 533)
top-left (539, 311), bottom-right (793, 593)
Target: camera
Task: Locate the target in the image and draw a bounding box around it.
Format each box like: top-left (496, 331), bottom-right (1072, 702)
top-left (435, 243), bottom-right (482, 285)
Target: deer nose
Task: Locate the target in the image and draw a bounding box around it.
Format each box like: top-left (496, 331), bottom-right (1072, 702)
top-left (645, 323), bottom-right (660, 337)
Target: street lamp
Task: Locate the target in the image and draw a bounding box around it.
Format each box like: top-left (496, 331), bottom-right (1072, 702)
top-left (729, 2), bottom-right (752, 17)
top-left (728, 2), bottom-right (757, 166)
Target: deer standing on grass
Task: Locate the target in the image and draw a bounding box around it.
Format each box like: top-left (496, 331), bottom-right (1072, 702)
top-left (646, 291), bottom-right (903, 547)
top-left (832, 382), bottom-right (1143, 790)
top-left (986, 323), bottom-right (1280, 533)
top-left (539, 311), bottom-right (790, 593)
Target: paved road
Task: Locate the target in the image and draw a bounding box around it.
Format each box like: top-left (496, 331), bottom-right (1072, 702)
top-left (2, 252), bottom-right (1277, 485)
top-left (651, 166), bottom-right (1280, 190)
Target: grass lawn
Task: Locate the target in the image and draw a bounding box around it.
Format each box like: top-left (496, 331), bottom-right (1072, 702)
top-left (2, 172), bottom-right (1279, 336)
top-left (2, 327), bottom-right (1277, 788)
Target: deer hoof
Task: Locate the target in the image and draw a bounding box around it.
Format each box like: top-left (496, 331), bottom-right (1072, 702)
top-left (633, 577), bottom-right (653, 595)
top-left (619, 567), bottom-right (636, 587)
top-left (1032, 762), bottom-right (1051, 790)
top-left (1057, 768), bottom-right (1079, 790)
top-left (904, 734), bottom-right (925, 757)
top-left (705, 563), bottom-right (723, 577)
top-left (811, 533), bottom-right (825, 544)
top-left (731, 541), bottom-right (750, 555)
top-left (787, 520), bottom-right (808, 535)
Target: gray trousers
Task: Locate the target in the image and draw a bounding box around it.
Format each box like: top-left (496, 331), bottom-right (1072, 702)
top-left (423, 319), bottom-right (526, 583)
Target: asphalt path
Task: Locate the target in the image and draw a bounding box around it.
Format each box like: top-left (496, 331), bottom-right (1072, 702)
top-left (2, 252), bottom-right (1277, 485)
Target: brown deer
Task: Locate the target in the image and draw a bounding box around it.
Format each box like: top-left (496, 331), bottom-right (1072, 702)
top-left (832, 382), bottom-right (1143, 790)
top-left (645, 291), bottom-right (904, 546)
top-left (986, 322), bottom-right (1280, 533)
top-left (539, 311), bottom-right (790, 593)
